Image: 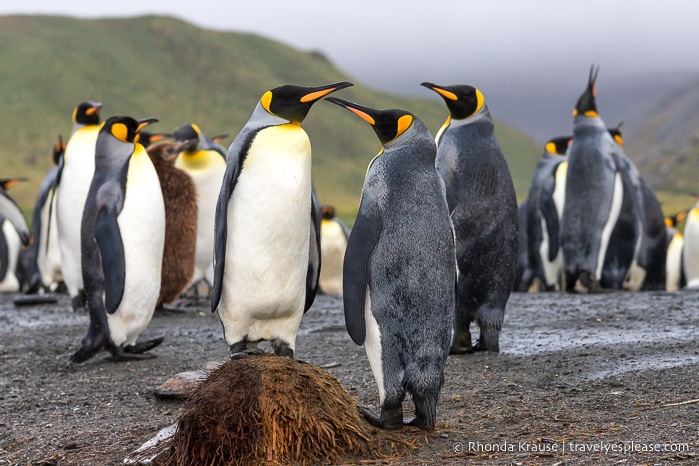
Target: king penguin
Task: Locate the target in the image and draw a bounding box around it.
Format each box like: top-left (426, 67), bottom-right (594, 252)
top-left (665, 210), bottom-right (687, 291)
top-left (421, 82), bottom-right (518, 353)
top-left (0, 179), bottom-right (31, 293)
top-left (23, 136), bottom-right (66, 293)
top-left (56, 101), bottom-right (102, 310)
top-left (325, 97), bottom-right (455, 430)
top-left (147, 140), bottom-right (198, 307)
top-left (682, 199), bottom-right (699, 289)
top-left (174, 124), bottom-right (227, 290)
top-left (211, 81), bottom-right (353, 359)
top-left (318, 204), bottom-right (350, 296)
top-left (71, 116), bottom-right (166, 363)
top-left (524, 136), bottom-right (571, 292)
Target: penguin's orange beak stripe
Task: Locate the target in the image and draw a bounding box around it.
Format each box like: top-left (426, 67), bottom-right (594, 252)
top-left (346, 106), bottom-right (375, 125)
top-left (301, 88), bottom-right (338, 103)
top-left (86, 107), bottom-right (98, 116)
top-left (432, 87), bottom-right (458, 101)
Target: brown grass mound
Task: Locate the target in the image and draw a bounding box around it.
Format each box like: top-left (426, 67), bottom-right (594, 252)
top-left (154, 354), bottom-right (390, 465)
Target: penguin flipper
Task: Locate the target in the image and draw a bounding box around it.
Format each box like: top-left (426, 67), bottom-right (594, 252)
top-left (0, 218), bottom-right (8, 280)
top-left (304, 193), bottom-right (322, 313)
top-left (96, 207), bottom-right (125, 314)
top-left (541, 194), bottom-right (560, 262)
top-left (343, 209), bottom-right (382, 345)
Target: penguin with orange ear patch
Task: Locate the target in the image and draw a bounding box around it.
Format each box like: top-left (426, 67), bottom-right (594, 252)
top-left (0, 178), bottom-right (31, 293)
top-left (421, 81), bottom-right (518, 353)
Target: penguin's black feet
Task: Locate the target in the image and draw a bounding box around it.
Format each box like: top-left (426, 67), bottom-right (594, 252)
top-left (124, 336), bottom-right (165, 354)
top-left (229, 341), bottom-right (264, 360)
top-left (358, 405), bottom-right (403, 430)
top-left (408, 394), bottom-right (438, 430)
top-left (579, 271), bottom-right (604, 294)
top-left (474, 326), bottom-right (500, 353)
top-left (271, 339), bottom-right (294, 359)
top-left (449, 331), bottom-right (473, 354)
top-left (71, 291), bottom-right (86, 312)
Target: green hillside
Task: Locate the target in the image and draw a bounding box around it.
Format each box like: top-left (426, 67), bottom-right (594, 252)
top-left (0, 15), bottom-right (541, 225)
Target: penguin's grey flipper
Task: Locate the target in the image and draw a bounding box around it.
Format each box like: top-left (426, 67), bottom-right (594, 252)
top-left (211, 132), bottom-right (247, 313)
top-left (96, 206), bottom-right (125, 314)
top-left (304, 192), bottom-right (321, 313)
top-left (0, 218), bottom-right (8, 281)
top-left (343, 208), bottom-right (382, 346)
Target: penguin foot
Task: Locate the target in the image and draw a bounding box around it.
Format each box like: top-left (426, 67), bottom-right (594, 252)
top-left (124, 337), bottom-right (165, 354)
top-left (110, 350), bottom-right (158, 362)
top-left (358, 405), bottom-right (403, 430)
top-left (474, 327), bottom-right (500, 353)
top-left (71, 291), bottom-right (86, 312)
top-left (449, 331), bottom-right (473, 354)
top-left (272, 339), bottom-right (294, 359)
top-left (229, 347), bottom-right (264, 360)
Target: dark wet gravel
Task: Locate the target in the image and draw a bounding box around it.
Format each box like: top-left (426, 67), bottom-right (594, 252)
top-left (1, 290), bottom-right (698, 465)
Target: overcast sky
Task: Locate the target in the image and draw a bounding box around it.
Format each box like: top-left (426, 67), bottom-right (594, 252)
top-left (3, 1), bottom-right (699, 138)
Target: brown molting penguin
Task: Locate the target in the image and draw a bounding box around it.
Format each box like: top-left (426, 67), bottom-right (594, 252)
top-left (147, 141), bottom-right (198, 307)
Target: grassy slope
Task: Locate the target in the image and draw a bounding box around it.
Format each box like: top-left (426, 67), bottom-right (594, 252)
top-left (0, 15), bottom-right (542, 225)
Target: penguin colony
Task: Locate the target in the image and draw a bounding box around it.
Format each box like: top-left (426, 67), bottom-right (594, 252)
top-left (2, 64), bottom-right (696, 434)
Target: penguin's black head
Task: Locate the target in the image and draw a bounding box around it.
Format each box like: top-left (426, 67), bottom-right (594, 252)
top-left (324, 97), bottom-right (415, 146)
top-left (321, 205), bottom-right (336, 220)
top-left (262, 81), bottom-right (353, 124)
top-left (607, 121), bottom-right (624, 146)
top-left (102, 116), bottom-right (159, 145)
top-left (573, 65), bottom-right (600, 118)
top-left (53, 135), bottom-right (66, 165)
top-left (545, 136), bottom-right (572, 156)
top-left (73, 101), bottom-right (102, 126)
top-left (421, 82), bottom-right (485, 120)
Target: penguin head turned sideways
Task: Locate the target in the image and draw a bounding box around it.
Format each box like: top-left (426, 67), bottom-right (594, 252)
top-left (100, 116), bottom-right (159, 146)
top-left (53, 135), bottom-right (66, 165)
top-left (321, 205), bottom-right (336, 220)
top-left (573, 65), bottom-right (600, 118)
top-left (420, 82), bottom-right (485, 120)
top-left (545, 136), bottom-right (572, 156)
top-left (260, 81), bottom-right (353, 124)
top-left (607, 122), bottom-right (624, 146)
top-left (324, 97), bottom-right (415, 147)
top-left (173, 123), bottom-right (202, 153)
top-left (73, 101), bottom-right (102, 126)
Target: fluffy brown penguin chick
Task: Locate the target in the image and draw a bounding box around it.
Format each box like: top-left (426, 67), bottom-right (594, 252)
top-left (147, 141), bottom-right (198, 306)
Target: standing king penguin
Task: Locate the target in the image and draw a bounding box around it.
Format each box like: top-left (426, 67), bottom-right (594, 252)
top-left (421, 82), bottom-right (518, 353)
top-left (211, 81), bottom-right (353, 359)
top-left (0, 179), bottom-right (31, 293)
top-left (665, 210), bottom-right (687, 291)
top-left (57, 101), bottom-right (102, 310)
top-left (683, 199), bottom-right (699, 289)
top-left (325, 97), bottom-right (455, 430)
top-left (23, 136), bottom-right (66, 293)
top-left (71, 116), bottom-right (165, 363)
top-left (524, 136), bottom-right (570, 292)
top-left (318, 204), bottom-right (350, 296)
top-left (174, 124), bottom-right (227, 290)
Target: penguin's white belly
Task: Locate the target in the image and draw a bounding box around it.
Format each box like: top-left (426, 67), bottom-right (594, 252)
top-left (319, 220), bottom-right (347, 295)
top-left (219, 126), bottom-right (311, 347)
top-left (539, 217), bottom-right (562, 289)
top-left (0, 221), bottom-right (21, 292)
top-left (38, 189), bottom-right (63, 286)
top-left (183, 158), bottom-right (225, 285)
top-left (364, 290), bottom-right (384, 403)
top-left (666, 234), bottom-right (684, 292)
top-left (683, 209), bottom-right (699, 288)
top-left (57, 128), bottom-right (98, 296)
top-left (595, 172), bottom-right (623, 279)
top-left (107, 154), bottom-right (165, 347)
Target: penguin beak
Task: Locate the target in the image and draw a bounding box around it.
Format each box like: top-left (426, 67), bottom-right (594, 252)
top-left (324, 97), bottom-right (376, 126)
top-left (0, 178), bottom-right (27, 190)
top-left (420, 82), bottom-right (458, 101)
top-left (176, 138), bottom-right (198, 153)
top-left (137, 117), bottom-right (159, 133)
top-left (300, 81), bottom-right (354, 103)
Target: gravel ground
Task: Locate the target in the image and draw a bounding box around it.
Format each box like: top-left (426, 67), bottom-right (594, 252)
top-left (1, 290), bottom-right (698, 465)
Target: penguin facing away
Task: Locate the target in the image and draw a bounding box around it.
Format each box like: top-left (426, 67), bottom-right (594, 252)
top-left (325, 96), bottom-right (455, 430)
top-left (211, 81), bottom-right (353, 360)
top-left (56, 101), bottom-right (102, 310)
top-left (524, 136), bottom-right (570, 292)
top-left (71, 116), bottom-right (165, 363)
top-left (147, 140), bottom-right (198, 307)
top-left (0, 178), bottom-right (31, 293)
top-left (318, 204), bottom-right (350, 296)
top-left (421, 82), bottom-right (518, 354)
top-left (683, 200), bottom-right (699, 289)
top-left (23, 136), bottom-right (66, 293)
top-left (174, 123), bottom-right (227, 290)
